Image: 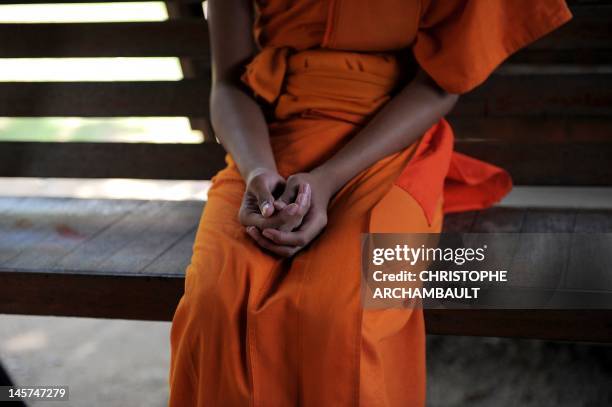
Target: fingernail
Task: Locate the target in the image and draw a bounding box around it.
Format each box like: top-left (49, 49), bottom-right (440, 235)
top-left (287, 204), bottom-right (298, 215)
top-left (260, 202), bottom-right (271, 215)
top-left (262, 229), bottom-right (273, 238)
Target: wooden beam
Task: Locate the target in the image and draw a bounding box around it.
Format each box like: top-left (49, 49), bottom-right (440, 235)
top-left (165, 1), bottom-right (215, 141)
top-left (0, 139), bottom-right (610, 184)
top-left (425, 309), bottom-right (612, 342)
top-left (0, 141), bottom-right (227, 180)
top-left (455, 140), bottom-right (612, 186)
top-left (1, 263), bottom-right (611, 342)
top-left (0, 21), bottom-right (209, 58)
top-left (0, 80), bottom-right (210, 117)
top-left (0, 73), bottom-right (607, 118)
top-left (449, 117), bottom-right (612, 142)
top-left (451, 74), bottom-right (612, 118)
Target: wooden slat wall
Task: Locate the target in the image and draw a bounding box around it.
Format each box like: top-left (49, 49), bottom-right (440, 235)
top-left (0, 1), bottom-right (609, 184)
top-left (0, 74), bottom-right (609, 117)
top-left (0, 140), bottom-right (610, 185)
top-left (509, 5), bottom-right (612, 64)
top-left (0, 21), bottom-right (209, 58)
top-left (0, 80), bottom-right (210, 117)
top-left (0, 141), bottom-right (227, 180)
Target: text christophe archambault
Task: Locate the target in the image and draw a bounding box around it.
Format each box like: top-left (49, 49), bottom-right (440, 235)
top-left (368, 244), bottom-right (507, 300)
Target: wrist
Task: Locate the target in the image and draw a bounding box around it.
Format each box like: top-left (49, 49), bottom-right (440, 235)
top-left (310, 164), bottom-right (342, 200)
top-left (244, 165), bottom-right (278, 184)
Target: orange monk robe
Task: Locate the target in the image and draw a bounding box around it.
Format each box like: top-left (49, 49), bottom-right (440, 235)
top-left (169, 1), bottom-right (571, 406)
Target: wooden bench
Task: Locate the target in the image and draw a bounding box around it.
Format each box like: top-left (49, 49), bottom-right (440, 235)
top-left (1, 0), bottom-right (611, 343)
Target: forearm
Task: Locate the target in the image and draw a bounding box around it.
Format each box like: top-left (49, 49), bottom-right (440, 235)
top-left (312, 69), bottom-right (459, 194)
top-left (208, 0), bottom-right (276, 181)
top-left (211, 82), bottom-right (277, 180)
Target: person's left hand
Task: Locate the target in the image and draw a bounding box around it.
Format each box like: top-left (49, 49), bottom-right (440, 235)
top-left (246, 171), bottom-right (334, 257)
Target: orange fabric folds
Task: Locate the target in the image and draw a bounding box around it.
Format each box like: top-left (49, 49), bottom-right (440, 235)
top-left (414, 0), bottom-right (572, 94)
top-left (169, 1), bottom-right (572, 406)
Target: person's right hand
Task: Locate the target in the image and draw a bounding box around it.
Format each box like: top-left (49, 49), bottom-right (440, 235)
top-left (238, 168), bottom-right (311, 232)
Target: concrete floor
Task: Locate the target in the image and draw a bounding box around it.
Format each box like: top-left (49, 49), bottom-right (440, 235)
top-left (0, 316), bottom-right (170, 407)
top-left (1, 314), bottom-right (611, 407)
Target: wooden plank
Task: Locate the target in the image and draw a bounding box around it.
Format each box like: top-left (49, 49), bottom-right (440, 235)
top-left (449, 117), bottom-right (612, 143)
top-left (505, 210), bottom-right (576, 288)
top-left (91, 201), bottom-right (202, 273)
top-left (470, 207), bottom-right (526, 233)
top-left (510, 49), bottom-right (612, 65)
top-left (53, 200), bottom-right (160, 270)
top-left (0, 197), bottom-right (27, 215)
top-left (526, 5), bottom-right (612, 50)
top-left (0, 141), bottom-right (227, 180)
top-left (566, 211), bottom-right (612, 292)
top-left (441, 211), bottom-right (477, 233)
top-left (425, 310), bottom-right (612, 343)
top-left (0, 80), bottom-right (210, 117)
top-left (0, 21), bottom-right (209, 58)
top-left (452, 74), bottom-right (612, 118)
top-left (166, 0), bottom-right (216, 141)
top-left (0, 75), bottom-right (607, 118)
top-left (0, 139), bottom-right (610, 184)
top-left (511, 5), bottom-right (612, 63)
top-left (0, 197), bottom-right (80, 264)
top-left (455, 140), bottom-right (612, 186)
top-left (0, 198), bottom-right (142, 268)
top-left (141, 227), bottom-right (197, 276)
top-left (0, 270), bottom-right (184, 321)
top-left (521, 209), bottom-right (577, 233)
top-left (0, 269), bottom-right (610, 342)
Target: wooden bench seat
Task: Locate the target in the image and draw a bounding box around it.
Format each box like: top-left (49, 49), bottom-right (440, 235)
top-left (0, 0), bottom-right (611, 344)
top-left (1, 196), bottom-right (611, 343)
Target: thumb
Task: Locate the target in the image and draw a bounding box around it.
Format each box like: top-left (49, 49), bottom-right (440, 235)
top-left (251, 177), bottom-right (276, 217)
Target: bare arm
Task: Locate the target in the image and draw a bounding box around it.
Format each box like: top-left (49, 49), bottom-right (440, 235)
top-left (208, 0), bottom-right (280, 179)
top-left (209, 0), bottom-right (309, 221)
top-left (312, 69), bottom-right (459, 195)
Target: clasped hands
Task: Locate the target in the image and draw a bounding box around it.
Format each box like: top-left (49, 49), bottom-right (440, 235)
top-left (239, 168), bottom-right (332, 257)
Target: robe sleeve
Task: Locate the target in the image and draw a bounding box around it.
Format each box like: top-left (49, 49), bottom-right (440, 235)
top-left (413, 0), bottom-right (572, 94)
